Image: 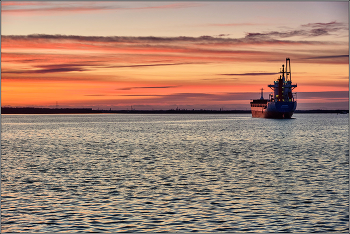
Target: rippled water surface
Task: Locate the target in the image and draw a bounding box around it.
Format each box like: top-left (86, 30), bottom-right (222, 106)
top-left (1, 113), bottom-right (349, 233)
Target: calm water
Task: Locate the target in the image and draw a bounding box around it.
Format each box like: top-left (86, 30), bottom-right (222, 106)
top-left (1, 113), bottom-right (349, 233)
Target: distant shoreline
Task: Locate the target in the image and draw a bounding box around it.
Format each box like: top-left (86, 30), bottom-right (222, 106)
top-left (1, 107), bottom-right (348, 114)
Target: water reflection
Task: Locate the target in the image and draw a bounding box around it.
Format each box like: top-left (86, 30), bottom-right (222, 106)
top-left (1, 114), bottom-right (349, 232)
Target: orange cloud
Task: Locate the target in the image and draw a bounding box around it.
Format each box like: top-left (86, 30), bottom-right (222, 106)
top-left (1, 34), bottom-right (348, 109)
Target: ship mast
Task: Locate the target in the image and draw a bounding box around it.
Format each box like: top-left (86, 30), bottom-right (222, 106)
top-left (260, 88), bottom-right (264, 100)
top-left (285, 58), bottom-right (291, 82)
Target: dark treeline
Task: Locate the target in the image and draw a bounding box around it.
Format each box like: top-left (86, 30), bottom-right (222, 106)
top-left (1, 107), bottom-right (348, 114)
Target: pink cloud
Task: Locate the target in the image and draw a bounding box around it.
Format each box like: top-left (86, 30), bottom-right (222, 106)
top-left (2, 34), bottom-right (348, 83)
top-left (1, 2), bottom-right (44, 6)
top-left (207, 23), bottom-right (265, 27)
top-left (1, 2), bottom-right (202, 16)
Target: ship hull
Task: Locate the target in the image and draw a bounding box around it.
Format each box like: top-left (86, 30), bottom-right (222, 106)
top-left (251, 101), bottom-right (296, 119)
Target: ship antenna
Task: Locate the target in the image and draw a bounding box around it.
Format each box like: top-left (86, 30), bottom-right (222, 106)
top-left (260, 88), bottom-right (264, 100)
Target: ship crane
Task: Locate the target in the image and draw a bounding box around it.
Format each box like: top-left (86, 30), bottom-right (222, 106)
top-left (268, 58), bottom-right (297, 102)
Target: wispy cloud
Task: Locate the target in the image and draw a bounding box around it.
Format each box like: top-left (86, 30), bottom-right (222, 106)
top-left (132, 2), bottom-right (203, 10)
top-left (301, 21), bottom-right (348, 32)
top-left (83, 91), bottom-right (349, 103)
top-left (119, 92), bottom-right (262, 104)
top-left (304, 55), bottom-right (349, 59)
top-left (107, 63), bottom-right (198, 69)
top-left (219, 72), bottom-right (279, 76)
top-left (244, 21), bottom-right (347, 40)
top-left (2, 21), bottom-right (348, 82)
top-left (2, 63), bottom-right (89, 74)
top-left (117, 86), bottom-right (180, 91)
top-left (201, 77), bottom-right (238, 81)
top-left (2, 2), bottom-right (202, 15)
top-left (3, 33), bottom-right (343, 45)
top-left (3, 33), bottom-right (345, 63)
top-left (2, 2), bottom-right (44, 7)
top-left (207, 23), bottom-right (266, 27)
top-left (119, 94), bottom-right (164, 97)
top-left (297, 91), bottom-right (349, 99)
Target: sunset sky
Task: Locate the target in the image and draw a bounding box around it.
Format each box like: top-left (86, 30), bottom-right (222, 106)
top-left (1, 1), bottom-right (349, 110)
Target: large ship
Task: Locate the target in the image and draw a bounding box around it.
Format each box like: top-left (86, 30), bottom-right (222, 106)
top-left (250, 58), bottom-right (297, 118)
